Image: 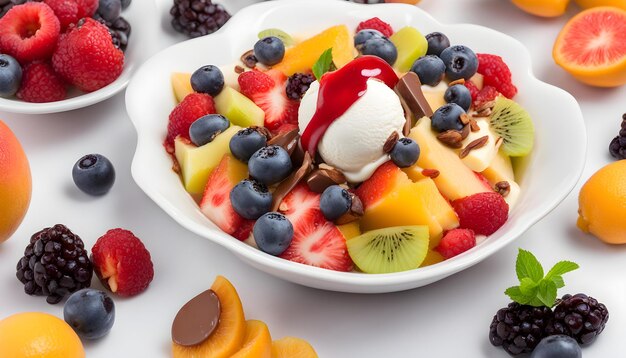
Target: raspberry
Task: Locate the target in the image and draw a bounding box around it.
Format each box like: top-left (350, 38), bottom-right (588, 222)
top-left (356, 17), bottom-right (393, 37)
top-left (165, 92), bottom-right (215, 152)
top-left (91, 228), bottom-right (154, 297)
top-left (76, 0), bottom-right (97, 18)
top-left (452, 192), bottom-right (509, 235)
top-left (474, 85), bottom-right (499, 108)
top-left (0, 2), bottom-right (60, 64)
top-left (477, 53), bottom-right (518, 99)
top-left (43, 0), bottom-right (78, 30)
top-left (52, 18), bottom-right (124, 92)
top-left (437, 229), bottom-right (476, 259)
top-left (16, 61), bottom-right (67, 103)
top-left (465, 80), bottom-right (479, 101)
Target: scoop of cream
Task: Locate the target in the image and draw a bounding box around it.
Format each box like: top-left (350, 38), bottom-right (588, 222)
top-left (298, 79), bottom-right (406, 182)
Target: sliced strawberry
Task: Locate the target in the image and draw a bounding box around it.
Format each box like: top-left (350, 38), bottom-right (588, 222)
top-left (238, 69), bottom-right (300, 134)
top-left (279, 183), bottom-right (353, 272)
top-left (200, 155), bottom-right (254, 241)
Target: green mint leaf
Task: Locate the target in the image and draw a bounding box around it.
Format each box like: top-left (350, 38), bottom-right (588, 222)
top-left (536, 280), bottom-right (558, 307)
top-left (516, 249), bottom-right (544, 282)
top-left (505, 286), bottom-right (534, 305)
top-left (312, 48), bottom-right (334, 80)
top-left (519, 278), bottom-right (538, 295)
top-left (546, 261), bottom-right (579, 280)
top-left (551, 275), bottom-right (565, 289)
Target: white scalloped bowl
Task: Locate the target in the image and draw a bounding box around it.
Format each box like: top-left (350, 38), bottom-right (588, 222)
top-left (126, 0), bottom-right (585, 293)
top-left (0, 0), bottom-right (159, 114)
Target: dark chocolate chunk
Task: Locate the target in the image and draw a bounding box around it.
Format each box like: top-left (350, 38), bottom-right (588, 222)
top-left (395, 72), bottom-right (434, 120)
top-left (272, 152), bottom-right (314, 211)
top-left (172, 289), bottom-right (221, 347)
top-left (268, 128), bottom-right (300, 156)
top-left (306, 167), bottom-right (347, 193)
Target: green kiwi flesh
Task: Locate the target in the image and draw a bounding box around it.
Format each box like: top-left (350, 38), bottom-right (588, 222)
top-left (489, 96), bottom-right (534, 157)
top-left (258, 28), bottom-right (295, 47)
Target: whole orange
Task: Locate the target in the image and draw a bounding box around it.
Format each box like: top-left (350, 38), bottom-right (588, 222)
top-left (0, 120), bottom-right (31, 243)
top-left (578, 160), bottom-right (626, 243)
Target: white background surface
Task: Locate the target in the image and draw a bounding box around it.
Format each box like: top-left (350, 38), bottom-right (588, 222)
top-left (1, 0), bottom-right (625, 357)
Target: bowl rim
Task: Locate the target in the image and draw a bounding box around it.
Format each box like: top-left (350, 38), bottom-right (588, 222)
top-left (126, 0), bottom-right (587, 291)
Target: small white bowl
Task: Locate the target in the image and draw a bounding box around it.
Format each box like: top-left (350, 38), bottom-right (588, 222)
top-left (0, 0), bottom-right (160, 114)
top-left (126, 0), bottom-right (586, 293)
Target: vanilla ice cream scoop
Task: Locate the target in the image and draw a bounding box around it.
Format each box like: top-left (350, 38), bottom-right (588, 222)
top-left (298, 79), bottom-right (406, 182)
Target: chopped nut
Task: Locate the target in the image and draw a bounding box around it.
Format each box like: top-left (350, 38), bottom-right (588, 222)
top-left (449, 78), bottom-right (466, 86)
top-left (234, 65), bottom-right (245, 74)
top-left (437, 130), bottom-right (463, 148)
top-left (476, 100), bottom-right (496, 113)
top-left (422, 169), bottom-right (440, 179)
top-left (460, 124), bottom-right (471, 140)
top-left (460, 135), bottom-right (489, 159)
top-left (383, 132), bottom-right (400, 153)
top-left (495, 181), bottom-right (511, 197)
top-left (474, 107), bottom-right (492, 118)
top-left (240, 50), bottom-right (257, 68)
top-left (460, 112), bottom-right (470, 125)
top-left (469, 119), bottom-right (480, 132)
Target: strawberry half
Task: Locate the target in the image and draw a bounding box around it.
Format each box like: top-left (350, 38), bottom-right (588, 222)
top-left (238, 69), bottom-right (300, 134)
top-left (279, 183), bottom-right (353, 272)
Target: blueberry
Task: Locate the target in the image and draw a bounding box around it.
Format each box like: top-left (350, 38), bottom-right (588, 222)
top-left (360, 37), bottom-right (398, 66)
top-left (97, 0), bottom-right (122, 22)
top-left (390, 137), bottom-right (420, 168)
top-left (248, 145), bottom-right (292, 185)
top-left (189, 114), bottom-right (230, 146)
top-left (229, 128), bottom-right (268, 163)
top-left (64, 289), bottom-right (115, 340)
top-left (354, 29), bottom-right (383, 50)
top-left (444, 84), bottom-right (472, 111)
top-left (425, 32), bottom-right (450, 57)
top-left (253, 36), bottom-right (285, 66)
top-left (191, 65), bottom-right (224, 96)
top-left (439, 45), bottom-right (478, 81)
top-left (230, 179), bottom-right (272, 220)
top-left (72, 154), bottom-right (116, 196)
top-left (530, 335), bottom-right (582, 358)
top-left (410, 55), bottom-right (446, 87)
top-left (253, 212), bottom-right (293, 256)
top-left (431, 103), bottom-right (465, 132)
top-left (0, 54), bottom-right (21, 98)
top-left (320, 185), bottom-right (352, 222)
top-left (121, 0), bottom-right (131, 9)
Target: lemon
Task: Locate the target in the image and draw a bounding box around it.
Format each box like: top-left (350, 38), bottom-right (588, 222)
top-left (578, 160), bottom-right (626, 244)
top-left (0, 312), bottom-right (85, 358)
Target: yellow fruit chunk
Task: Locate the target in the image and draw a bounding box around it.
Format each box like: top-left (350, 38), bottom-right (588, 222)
top-left (172, 72), bottom-right (193, 103)
top-left (414, 178), bottom-right (459, 247)
top-left (173, 276), bottom-right (246, 358)
top-left (337, 221), bottom-right (361, 240)
top-left (0, 312), bottom-right (84, 358)
top-left (481, 149), bottom-right (522, 209)
top-left (231, 320), bottom-right (272, 358)
top-left (271, 337), bottom-right (318, 358)
top-left (408, 117), bottom-right (492, 201)
top-left (421, 89), bottom-right (446, 112)
top-left (214, 87), bottom-right (265, 128)
top-left (272, 25), bottom-right (354, 76)
top-left (421, 250), bottom-right (445, 267)
top-left (511, 0), bottom-right (570, 17)
top-left (175, 125), bottom-right (242, 195)
top-left (577, 160), bottom-right (626, 244)
top-left (0, 120), bottom-right (31, 243)
top-left (574, 0), bottom-right (626, 9)
top-left (553, 7), bottom-right (626, 87)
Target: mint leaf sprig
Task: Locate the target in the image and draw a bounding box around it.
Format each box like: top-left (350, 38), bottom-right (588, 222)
top-left (312, 48), bottom-right (336, 80)
top-left (505, 249), bottom-right (579, 308)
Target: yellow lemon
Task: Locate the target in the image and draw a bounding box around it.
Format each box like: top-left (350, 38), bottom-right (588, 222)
top-left (578, 160), bottom-right (626, 244)
top-left (511, 0), bottom-right (571, 17)
top-left (0, 312), bottom-right (84, 358)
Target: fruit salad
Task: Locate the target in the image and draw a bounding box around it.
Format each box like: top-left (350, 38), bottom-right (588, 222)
top-left (165, 17), bottom-right (535, 274)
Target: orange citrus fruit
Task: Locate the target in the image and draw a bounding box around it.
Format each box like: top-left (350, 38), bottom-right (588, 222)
top-left (574, 0), bottom-right (626, 10)
top-left (511, 0), bottom-right (571, 17)
top-left (553, 6), bottom-right (626, 87)
top-left (0, 312), bottom-right (85, 358)
top-left (271, 337), bottom-right (318, 358)
top-left (577, 160), bottom-right (626, 244)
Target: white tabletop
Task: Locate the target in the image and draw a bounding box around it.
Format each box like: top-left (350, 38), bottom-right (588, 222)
top-left (1, 0), bottom-right (625, 357)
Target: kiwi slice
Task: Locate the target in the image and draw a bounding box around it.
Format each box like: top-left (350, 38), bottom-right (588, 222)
top-left (489, 97), bottom-right (535, 157)
top-left (258, 28), bottom-right (295, 47)
top-left (346, 226), bottom-right (429, 274)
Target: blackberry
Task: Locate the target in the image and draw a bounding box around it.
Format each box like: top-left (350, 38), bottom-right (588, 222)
top-left (16, 224), bottom-right (93, 304)
top-left (170, 0), bottom-right (231, 38)
top-left (608, 113), bottom-right (626, 160)
top-left (546, 293), bottom-right (609, 345)
top-left (489, 302), bottom-right (553, 355)
top-left (286, 73), bottom-right (315, 100)
top-left (95, 15), bottom-right (131, 52)
top-left (0, 0), bottom-right (39, 18)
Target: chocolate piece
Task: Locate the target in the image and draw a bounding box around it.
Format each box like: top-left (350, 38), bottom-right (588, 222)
top-left (383, 131), bottom-right (400, 153)
top-left (399, 95), bottom-right (414, 136)
top-left (336, 193), bottom-right (364, 225)
top-left (395, 72), bottom-right (433, 120)
top-left (306, 167), bottom-right (347, 193)
top-left (250, 125), bottom-right (272, 140)
top-left (172, 289), bottom-right (221, 347)
top-left (271, 152), bottom-right (313, 211)
top-left (268, 128), bottom-right (300, 156)
top-left (290, 141), bottom-right (306, 167)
